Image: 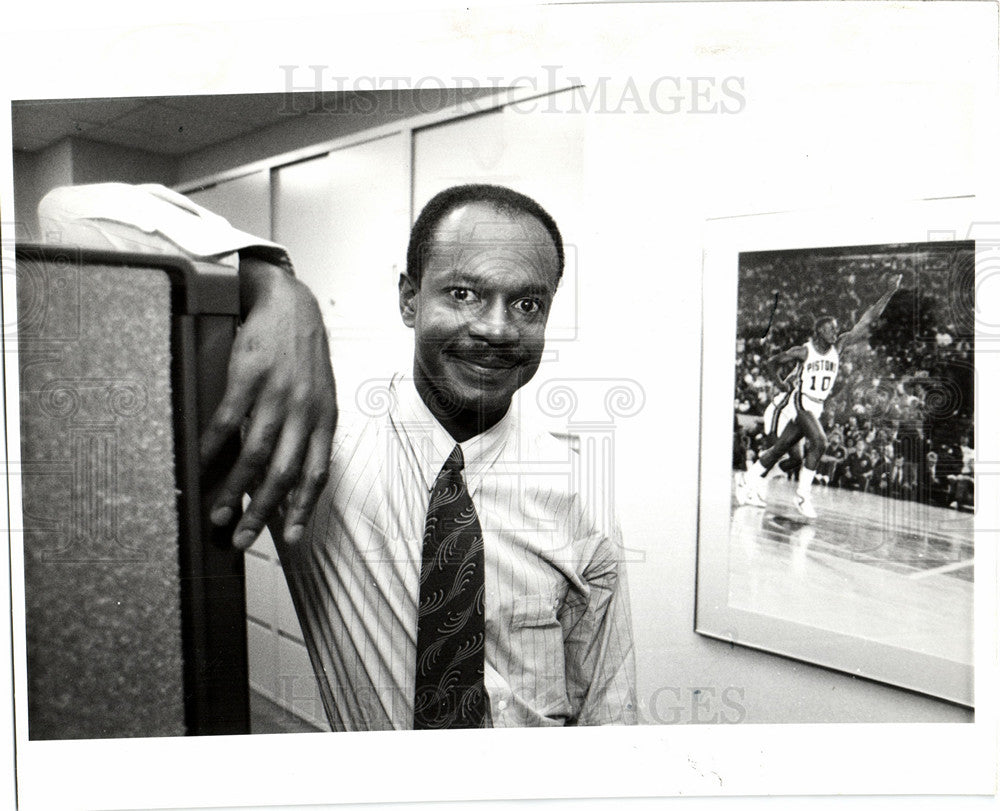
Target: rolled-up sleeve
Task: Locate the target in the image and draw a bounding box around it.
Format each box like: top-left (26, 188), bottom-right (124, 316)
top-left (561, 523), bottom-right (637, 725)
top-left (37, 182), bottom-right (290, 270)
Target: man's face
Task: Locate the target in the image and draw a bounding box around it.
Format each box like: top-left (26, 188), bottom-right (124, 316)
top-left (399, 202), bottom-right (561, 438)
top-left (817, 319), bottom-right (838, 346)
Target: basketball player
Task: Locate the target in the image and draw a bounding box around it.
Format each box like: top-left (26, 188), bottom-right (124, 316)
top-left (734, 371), bottom-right (804, 507)
top-left (740, 274), bottom-right (902, 519)
top-left (761, 368), bottom-right (806, 475)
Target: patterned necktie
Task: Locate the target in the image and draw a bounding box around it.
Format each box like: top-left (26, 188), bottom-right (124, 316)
top-left (413, 444), bottom-right (488, 729)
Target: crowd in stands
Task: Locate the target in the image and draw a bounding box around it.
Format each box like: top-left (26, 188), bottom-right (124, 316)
top-left (733, 244), bottom-right (974, 510)
top-left (733, 416), bottom-right (974, 510)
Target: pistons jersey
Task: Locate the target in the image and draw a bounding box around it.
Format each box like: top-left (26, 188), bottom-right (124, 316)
top-left (797, 339), bottom-right (839, 402)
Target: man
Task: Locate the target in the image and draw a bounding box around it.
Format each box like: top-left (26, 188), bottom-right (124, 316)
top-left (886, 451), bottom-right (910, 498)
top-left (735, 368), bottom-right (803, 506)
top-left (760, 368), bottom-right (808, 478)
top-left (843, 439), bottom-right (875, 492)
top-left (948, 434), bottom-right (975, 510)
top-left (273, 185), bottom-right (635, 729)
top-left (741, 274), bottom-right (902, 519)
top-left (38, 182), bottom-right (635, 730)
top-left (925, 449), bottom-right (947, 505)
top-left (868, 445), bottom-right (889, 494)
top-left (817, 430), bottom-right (847, 486)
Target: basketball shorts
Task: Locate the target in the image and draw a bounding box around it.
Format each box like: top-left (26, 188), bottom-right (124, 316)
top-left (763, 390), bottom-right (795, 438)
top-left (794, 390), bottom-right (826, 421)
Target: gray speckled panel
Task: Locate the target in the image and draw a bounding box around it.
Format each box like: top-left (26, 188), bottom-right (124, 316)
top-left (20, 260), bottom-right (185, 739)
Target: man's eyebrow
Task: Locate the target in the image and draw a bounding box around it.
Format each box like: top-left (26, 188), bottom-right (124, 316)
top-left (435, 269), bottom-right (481, 285)
top-left (515, 283), bottom-right (556, 297)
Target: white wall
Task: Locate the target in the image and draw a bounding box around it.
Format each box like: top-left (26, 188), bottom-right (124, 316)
top-left (272, 133), bottom-right (412, 394)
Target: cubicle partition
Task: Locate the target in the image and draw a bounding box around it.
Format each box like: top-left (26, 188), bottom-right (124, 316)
top-left (16, 244), bottom-right (249, 738)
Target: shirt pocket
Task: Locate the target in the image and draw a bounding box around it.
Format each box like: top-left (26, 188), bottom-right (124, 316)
top-left (510, 595), bottom-right (560, 631)
top-left (505, 594), bottom-right (570, 719)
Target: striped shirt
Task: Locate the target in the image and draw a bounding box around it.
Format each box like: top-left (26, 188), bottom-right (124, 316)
top-left (275, 374), bottom-right (637, 730)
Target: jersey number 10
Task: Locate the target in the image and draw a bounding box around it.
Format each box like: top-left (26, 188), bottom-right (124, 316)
top-left (808, 375), bottom-right (832, 392)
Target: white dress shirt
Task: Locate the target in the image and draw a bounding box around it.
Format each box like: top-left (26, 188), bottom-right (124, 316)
top-left (276, 374), bottom-right (637, 730)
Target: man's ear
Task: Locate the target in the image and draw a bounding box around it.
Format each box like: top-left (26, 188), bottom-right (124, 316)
top-left (399, 273), bottom-right (418, 327)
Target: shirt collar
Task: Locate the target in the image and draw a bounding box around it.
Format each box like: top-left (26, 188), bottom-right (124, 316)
top-left (388, 373), bottom-right (514, 497)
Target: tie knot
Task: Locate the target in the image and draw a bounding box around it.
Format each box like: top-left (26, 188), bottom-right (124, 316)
top-left (443, 444), bottom-right (465, 475)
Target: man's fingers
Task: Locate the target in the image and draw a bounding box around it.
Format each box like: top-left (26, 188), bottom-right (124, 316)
top-left (202, 272), bottom-right (337, 548)
top-left (210, 396), bottom-right (289, 529)
top-left (282, 425), bottom-right (335, 543)
top-left (200, 391), bottom-right (253, 469)
top-left (231, 417), bottom-right (312, 549)
top-left (200, 338), bottom-right (267, 466)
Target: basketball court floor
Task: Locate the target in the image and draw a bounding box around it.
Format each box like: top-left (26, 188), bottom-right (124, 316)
top-left (729, 474), bottom-right (974, 666)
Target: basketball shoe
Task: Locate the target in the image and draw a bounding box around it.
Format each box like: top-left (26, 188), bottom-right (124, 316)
top-left (795, 492), bottom-right (817, 519)
top-left (738, 471), bottom-right (767, 508)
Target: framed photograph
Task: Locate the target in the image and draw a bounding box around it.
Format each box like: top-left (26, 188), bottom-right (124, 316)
top-left (697, 197), bottom-right (977, 707)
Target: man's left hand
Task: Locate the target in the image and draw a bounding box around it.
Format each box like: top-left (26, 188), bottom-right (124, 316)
top-left (201, 257), bottom-right (338, 549)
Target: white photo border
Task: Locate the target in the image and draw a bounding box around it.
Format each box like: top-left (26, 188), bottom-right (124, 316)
top-left (2, 3), bottom-right (999, 810)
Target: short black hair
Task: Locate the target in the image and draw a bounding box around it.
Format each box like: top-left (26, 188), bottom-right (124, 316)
top-left (405, 184), bottom-right (564, 285)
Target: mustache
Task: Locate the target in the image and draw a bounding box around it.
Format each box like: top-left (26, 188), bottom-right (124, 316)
top-left (445, 348), bottom-right (524, 368)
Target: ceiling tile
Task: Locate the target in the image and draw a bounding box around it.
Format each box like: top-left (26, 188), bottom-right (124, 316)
top-left (10, 89), bottom-right (507, 158)
top-left (90, 102), bottom-right (259, 153)
top-left (159, 93), bottom-right (298, 126)
top-left (18, 97), bottom-right (149, 121)
top-left (11, 106), bottom-right (102, 151)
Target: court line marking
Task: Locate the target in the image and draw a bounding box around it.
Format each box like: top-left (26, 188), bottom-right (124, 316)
top-left (908, 559), bottom-right (975, 579)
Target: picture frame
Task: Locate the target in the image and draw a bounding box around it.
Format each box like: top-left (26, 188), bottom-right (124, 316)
top-left (696, 197), bottom-right (978, 708)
